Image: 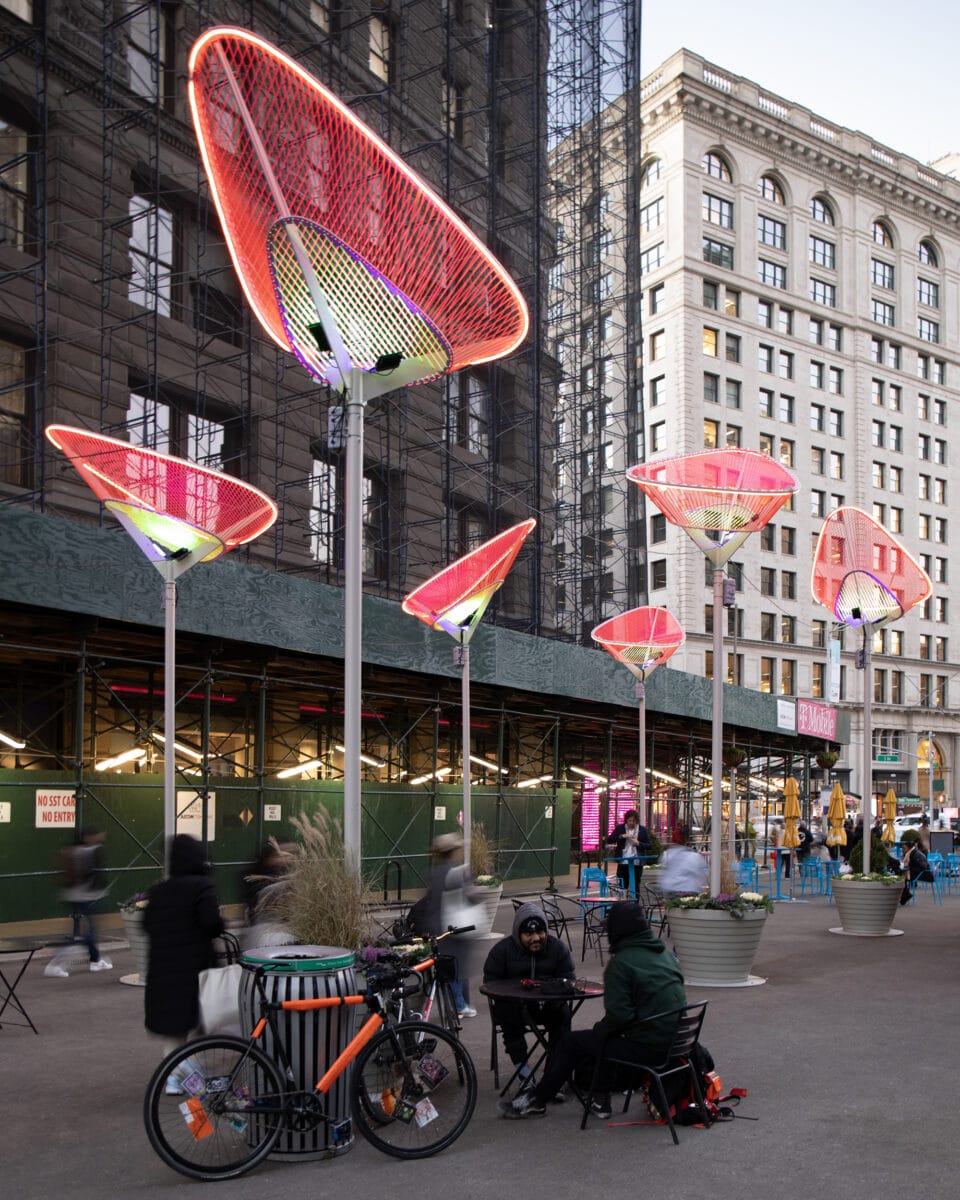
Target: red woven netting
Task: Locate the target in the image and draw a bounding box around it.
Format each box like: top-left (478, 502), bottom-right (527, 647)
top-left (189, 28), bottom-right (527, 378)
top-left (45, 426), bottom-right (277, 548)
top-left (591, 607), bottom-right (684, 675)
top-left (403, 519), bottom-right (536, 637)
top-left (811, 506), bottom-right (931, 626)
top-left (626, 449), bottom-right (798, 532)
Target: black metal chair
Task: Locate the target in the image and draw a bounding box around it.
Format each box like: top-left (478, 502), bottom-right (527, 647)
top-left (579, 1001), bottom-right (710, 1142)
top-left (580, 902), bottom-right (607, 963)
top-left (539, 891), bottom-right (572, 949)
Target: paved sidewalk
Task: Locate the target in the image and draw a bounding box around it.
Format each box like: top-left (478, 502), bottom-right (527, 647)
top-left (3, 889), bottom-right (958, 1199)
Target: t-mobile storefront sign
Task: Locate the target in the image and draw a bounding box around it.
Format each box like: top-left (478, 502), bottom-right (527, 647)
top-left (796, 699), bottom-right (837, 741)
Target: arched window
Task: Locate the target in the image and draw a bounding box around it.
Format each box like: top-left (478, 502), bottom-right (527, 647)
top-left (640, 158), bottom-right (662, 187)
top-left (810, 196), bottom-right (834, 225)
top-left (758, 175), bottom-right (785, 204)
top-left (918, 239), bottom-right (939, 267)
top-left (702, 151), bottom-right (732, 182)
top-left (872, 220), bottom-right (894, 248)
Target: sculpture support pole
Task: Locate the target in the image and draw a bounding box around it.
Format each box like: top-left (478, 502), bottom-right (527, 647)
top-left (862, 633), bottom-right (873, 848)
top-left (343, 368), bottom-right (366, 876)
top-left (163, 576), bottom-right (176, 876)
top-left (635, 681), bottom-right (647, 828)
top-left (710, 568), bottom-right (724, 897)
top-left (461, 637), bottom-right (472, 869)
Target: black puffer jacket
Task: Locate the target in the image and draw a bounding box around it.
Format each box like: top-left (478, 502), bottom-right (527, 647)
top-left (482, 902), bottom-right (575, 982)
top-left (143, 835), bottom-right (224, 1037)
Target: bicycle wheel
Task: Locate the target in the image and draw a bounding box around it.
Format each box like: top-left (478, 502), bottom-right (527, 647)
top-left (352, 1020), bottom-right (477, 1158)
top-left (144, 1035), bottom-right (286, 1181)
top-left (435, 977), bottom-right (462, 1037)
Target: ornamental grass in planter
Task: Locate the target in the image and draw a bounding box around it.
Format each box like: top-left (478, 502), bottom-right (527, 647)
top-left (829, 834), bottom-right (903, 938)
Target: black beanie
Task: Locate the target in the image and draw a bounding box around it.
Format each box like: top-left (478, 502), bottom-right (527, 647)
top-left (606, 901), bottom-right (649, 949)
top-left (519, 915), bottom-right (547, 935)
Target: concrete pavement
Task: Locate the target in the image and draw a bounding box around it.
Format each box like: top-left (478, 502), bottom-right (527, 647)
top-left (2, 886), bottom-right (958, 1199)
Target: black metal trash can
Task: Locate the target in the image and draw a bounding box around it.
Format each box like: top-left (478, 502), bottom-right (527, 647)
top-left (240, 945), bottom-right (358, 1159)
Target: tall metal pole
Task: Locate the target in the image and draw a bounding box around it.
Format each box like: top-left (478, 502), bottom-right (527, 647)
top-left (635, 681), bottom-right (647, 827)
top-left (862, 633), bottom-right (873, 849)
top-left (163, 575), bottom-right (176, 875)
top-left (928, 726), bottom-right (935, 826)
top-left (461, 638), bottom-right (472, 869)
top-left (343, 368), bottom-right (366, 876)
top-left (710, 568), bottom-right (724, 896)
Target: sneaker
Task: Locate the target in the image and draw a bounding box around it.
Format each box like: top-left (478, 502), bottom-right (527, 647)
top-left (457, 1006), bottom-right (478, 1018)
top-left (164, 1077), bottom-right (184, 1097)
top-left (548, 1087), bottom-right (569, 1104)
top-left (44, 963), bottom-right (69, 978)
top-left (89, 958), bottom-right (113, 972)
top-left (498, 1092), bottom-right (547, 1120)
top-left (588, 1095), bottom-right (612, 1119)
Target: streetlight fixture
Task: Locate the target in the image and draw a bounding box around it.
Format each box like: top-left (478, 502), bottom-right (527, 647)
top-left (189, 28), bottom-right (528, 874)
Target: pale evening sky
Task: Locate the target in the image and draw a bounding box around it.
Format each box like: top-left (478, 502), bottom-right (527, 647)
top-left (641, 0), bottom-right (959, 168)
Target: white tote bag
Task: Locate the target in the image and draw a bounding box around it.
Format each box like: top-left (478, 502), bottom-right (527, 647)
top-left (198, 963), bottom-right (243, 1035)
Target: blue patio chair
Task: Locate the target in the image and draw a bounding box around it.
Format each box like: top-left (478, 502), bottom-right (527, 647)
top-left (797, 857), bottom-right (823, 896)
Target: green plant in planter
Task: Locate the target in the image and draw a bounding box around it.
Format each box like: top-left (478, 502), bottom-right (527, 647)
top-left (647, 831), bottom-right (663, 860)
top-left (848, 833), bottom-right (898, 875)
top-left (899, 829), bottom-right (923, 846)
top-left (470, 821), bottom-right (502, 885)
top-left (815, 750), bottom-right (839, 771)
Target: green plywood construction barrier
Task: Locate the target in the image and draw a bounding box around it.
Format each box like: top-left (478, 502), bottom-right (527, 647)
top-left (0, 769), bottom-right (572, 924)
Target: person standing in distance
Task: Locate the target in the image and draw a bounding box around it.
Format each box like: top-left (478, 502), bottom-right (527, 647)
top-left (606, 809), bottom-right (651, 897)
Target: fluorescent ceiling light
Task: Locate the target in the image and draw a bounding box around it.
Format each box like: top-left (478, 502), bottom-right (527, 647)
top-left (0, 730), bottom-right (26, 749)
top-left (334, 744), bottom-right (386, 769)
top-left (276, 758), bottom-right (322, 778)
top-left (409, 767), bottom-right (452, 786)
top-left (469, 754), bottom-right (507, 774)
top-left (152, 733), bottom-right (204, 762)
top-left (94, 746), bottom-right (147, 771)
top-left (650, 769), bottom-right (684, 786)
top-left (568, 766), bottom-right (608, 783)
top-left (516, 774), bottom-right (553, 789)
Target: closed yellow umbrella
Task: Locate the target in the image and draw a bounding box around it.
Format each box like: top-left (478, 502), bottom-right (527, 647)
top-left (881, 788), bottom-right (897, 844)
top-left (782, 777), bottom-right (801, 849)
top-left (826, 781), bottom-right (847, 846)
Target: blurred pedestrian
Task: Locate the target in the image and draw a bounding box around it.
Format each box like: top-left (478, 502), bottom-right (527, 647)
top-left (44, 826), bottom-right (112, 977)
top-left (144, 834), bottom-right (224, 1072)
top-left (241, 839), bottom-right (293, 924)
top-left (417, 832), bottom-right (481, 1018)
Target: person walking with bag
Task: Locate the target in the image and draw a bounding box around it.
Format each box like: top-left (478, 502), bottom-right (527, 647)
top-left (418, 832), bottom-right (481, 1018)
top-left (143, 834), bottom-right (224, 1084)
top-left (44, 825), bottom-right (112, 977)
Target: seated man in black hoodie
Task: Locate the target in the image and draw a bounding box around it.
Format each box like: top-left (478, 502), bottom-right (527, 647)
top-left (483, 902), bottom-right (576, 1085)
top-left (498, 902), bottom-right (686, 1120)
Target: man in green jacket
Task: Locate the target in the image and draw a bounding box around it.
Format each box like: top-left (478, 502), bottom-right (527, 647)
top-left (499, 902), bottom-right (687, 1119)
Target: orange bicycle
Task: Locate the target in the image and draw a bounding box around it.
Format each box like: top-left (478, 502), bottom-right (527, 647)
top-left (143, 954), bottom-right (477, 1181)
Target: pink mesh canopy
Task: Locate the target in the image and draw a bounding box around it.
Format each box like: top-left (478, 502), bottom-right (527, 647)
top-left (402, 519), bottom-right (536, 641)
top-left (591, 607), bottom-right (685, 679)
top-left (188, 28), bottom-right (528, 387)
top-left (627, 449), bottom-right (798, 564)
top-left (45, 425), bottom-right (278, 560)
top-left (811, 506), bottom-right (931, 628)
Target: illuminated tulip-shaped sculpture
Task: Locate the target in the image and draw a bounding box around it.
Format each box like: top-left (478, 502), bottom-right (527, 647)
top-left (402, 520), bottom-right (536, 864)
top-left (812, 506), bottom-right (931, 849)
top-left (591, 607), bottom-right (684, 829)
top-left (188, 29), bottom-right (528, 869)
top-left (45, 425), bottom-right (278, 869)
top-left (627, 449), bottom-right (798, 895)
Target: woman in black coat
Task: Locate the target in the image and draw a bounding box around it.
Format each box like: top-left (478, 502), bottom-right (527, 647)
top-left (144, 834), bottom-right (224, 1052)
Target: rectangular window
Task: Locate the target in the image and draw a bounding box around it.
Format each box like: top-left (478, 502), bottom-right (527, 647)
top-left (777, 307), bottom-right (793, 335)
top-left (368, 9), bottom-right (393, 81)
top-left (758, 259), bottom-right (787, 289)
top-left (703, 373), bottom-right (719, 404)
top-left (891, 671), bottom-right (904, 704)
top-left (760, 567), bottom-right (776, 596)
top-left (781, 527), bottom-right (796, 556)
top-left (872, 299), bottom-right (895, 326)
top-left (886, 342), bottom-right (901, 369)
top-left (918, 433), bottom-right (931, 460)
top-left (779, 394), bottom-right (795, 423)
top-left (0, 118), bottom-right (30, 250)
top-left (827, 324), bottom-right (843, 351)
top-left (812, 662), bottom-right (825, 699)
top-left (760, 432), bottom-right (775, 456)
top-left (725, 334), bottom-right (741, 363)
top-left (889, 465), bottom-right (902, 492)
top-left (872, 461), bottom-right (885, 489)
top-left (918, 278), bottom-right (939, 308)
top-left (872, 420), bottom-right (884, 448)
top-left (649, 284), bottom-right (665, 315)
top-left (781, 571), bottom-right (797, 600)
top-left (781, 615), bottom-right (796, 644)
top-left (918, 353), bottom-right (930, 380)
top-left (127, 1), bottom-right (176, 110)
top-left (640, 197), bottom-right (664, 232)
top-left (650, 420), bottom-right (667, 453)
top-left (871, 258), bottom-right (895, 289)
top-left (448, 371), bottom-right (490, 455)
top-left (809, 278), bottom-right (836, 307)
top-left (810, 403), bottom-right (825, 432)
top-left (758, 299), bottom-right (773, 328)
top-left (811, 447), bottom-right (826, 475)
top-left (0, 338), bottom-right (30, 487)
top-left (650, 513), bottom-right (667, 543)
top-left (759, 388), bottom-right (774, 417)
top-left (889, 384), bottom-right (902, 411)
top-left (703, 193), bottom-right (734, 228)
top-left (829, 409), bottom-right (843, 437)
top-left (443, 74), bottom-right (469, 145)
top-left (760, 657), bottom-right (774, 694)
top-left (128, 194), bottom-right (174, 316)
top-left (810, 489), bottom-right (826, 517)
top-left (702, 326), bottom-right (718, 356)
top-left (810, 362), bottom-right (824, 389)
top-left (829, 451), bottom-right (844, 479)
top-left (650, 559), bottom-right (667, 589)
top-left (649, 376), bottom-right (665, 406)
top-left (828, 367), bottom-right (843, 394)
top-left (809, 317), bottom-right (824, 345)
top-left (761, 612), bottom-right (776, 641)
top-left (933, 398), bottom-right (946, 425)
top-left (703, 238), bottom-right (734, 268)
top-left (778, 350), bottom-right (793, 379)
top-left (936, 478), bottom-right (946, 503)
top-left (889, 426), bottom-right (902, 452)
top-left (779, 438), bottom-right (795, 468)
top-left (758, 214), bottom-right (786, 248)
top-left (650, 330), bottom-right (665, 360)
top-left (724, 289), bottom-right (741, 317)
top-left (726, 379), bottom-right (742, 408)
top-left (870, 336), bottom-right (883, 364)
top-left (703, 280), bottom-right (719, 309)
top-left (758, 345), bottom-right (774, 373)
top-left (639, 242), bottom-right (664, 274)
top-left (918, 317), bottom-right (940, 344)
top-left (703, 418), bottom-right (720, 448)
top-left (809, 236), bottom-right (836, 268)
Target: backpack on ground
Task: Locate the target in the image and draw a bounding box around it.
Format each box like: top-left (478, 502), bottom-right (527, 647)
top-left (645, 1043), bottom-right (747, 1127)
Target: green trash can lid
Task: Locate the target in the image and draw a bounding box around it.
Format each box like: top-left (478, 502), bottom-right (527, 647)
top-left (241, 945), bottom-right (356, 971)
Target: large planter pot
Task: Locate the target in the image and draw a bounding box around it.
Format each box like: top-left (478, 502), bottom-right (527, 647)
top-left (668, 908), bottom-right (768, 987)
top-left (119, 908), bottom-right (149, 987)
top-left (829, 879), bottom-right (903, 937)
top-left (470, 885), bottom-right (503, 935)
